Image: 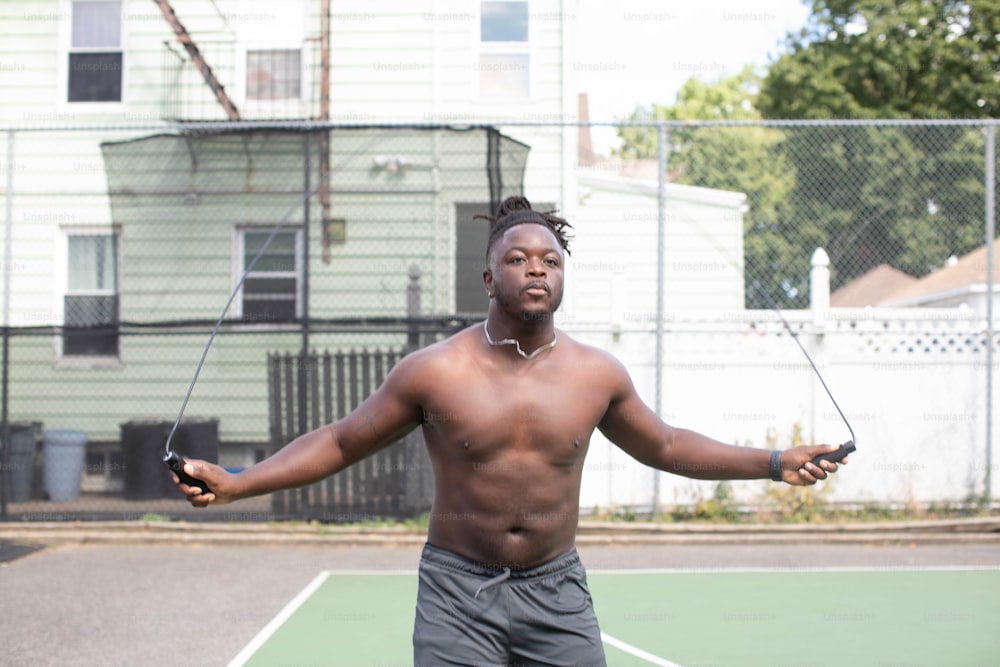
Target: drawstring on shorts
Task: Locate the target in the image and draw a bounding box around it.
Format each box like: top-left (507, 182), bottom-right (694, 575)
top-left (474, 567), bottom-right (511, 598)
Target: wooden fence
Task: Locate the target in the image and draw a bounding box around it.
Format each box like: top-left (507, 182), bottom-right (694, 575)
top-left (266, 349), bottom-right (433, 520)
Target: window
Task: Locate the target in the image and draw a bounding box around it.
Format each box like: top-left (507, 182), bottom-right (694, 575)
top-left (237, 229), bottom-right (302, 323)
top-left (68, 0), bottom-right (123, 102)
top-left (64, 233), bottom-right (119, 357)
top-left (246, 49), bottom-right (301, 100)
top-left (479, 1), bottom-right (530, 98)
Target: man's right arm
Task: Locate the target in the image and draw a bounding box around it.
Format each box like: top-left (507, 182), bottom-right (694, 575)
top-left (172, 353), bottom-right (428, 507)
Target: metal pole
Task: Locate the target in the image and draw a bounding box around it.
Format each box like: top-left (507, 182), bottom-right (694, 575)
top-left (298, 133), bottom-right (312, 438)
top-left (652, 124), bottom-right (668, 516)
top-left (2, 130), bottom-right (14, 518)
top-left (986, 124), bottom-right (996, 508)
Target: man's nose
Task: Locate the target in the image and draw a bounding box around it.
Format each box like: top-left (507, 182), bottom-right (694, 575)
top-left (526, 259), bottom-right (546, 276)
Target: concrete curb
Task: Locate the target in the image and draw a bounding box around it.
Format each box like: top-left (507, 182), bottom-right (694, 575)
top-left (2, 517), bottom-right (998, 547)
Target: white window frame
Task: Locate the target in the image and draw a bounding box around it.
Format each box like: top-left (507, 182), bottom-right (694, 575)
top-left (59, 0), bottom-right (127, 112)
top-left (233, 0), bottom-right (307, 116)
top-left (231, 226), bottom-right (304, 324)
top-left (55, 226), bottom-right (123, 368)
top-left (476, 0), bottom-right (531, 100)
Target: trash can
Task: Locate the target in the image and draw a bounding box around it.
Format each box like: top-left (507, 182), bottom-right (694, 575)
top-left (42, 429), bottom-right (88, 502)
top-left (120, 420), bottom-right (172, 500)
top-left (4, 423), bottom-right (37, 502)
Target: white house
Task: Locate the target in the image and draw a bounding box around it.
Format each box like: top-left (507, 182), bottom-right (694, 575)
top-left (0, 0), bottom-right (584, 499)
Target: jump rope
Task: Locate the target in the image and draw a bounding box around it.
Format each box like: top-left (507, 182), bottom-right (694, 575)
top-left (164, 184), bottom-right (855, 496)
top-left (651, 201), bottom-right (857, 470)
top-left (163, 184), bottom-right (321, 494)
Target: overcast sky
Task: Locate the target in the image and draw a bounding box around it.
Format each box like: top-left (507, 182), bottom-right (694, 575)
top-left (571, 0), bottom-right (812, 153)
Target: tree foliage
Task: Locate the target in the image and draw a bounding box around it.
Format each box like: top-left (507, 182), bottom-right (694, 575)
top-left (757, 1), bottom-right (997, 296)
top-left (616, 68), bottom-right (803, 307)
top-left (615, 2), bottom-right (998, 307)
top-left (759, 0), bottom-right (1000, 120)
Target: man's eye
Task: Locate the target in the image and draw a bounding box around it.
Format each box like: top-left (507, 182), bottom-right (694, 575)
top-left (545, 258), bottom-right (560, 266)
top-left (509, 256), bottom-right (525, 264)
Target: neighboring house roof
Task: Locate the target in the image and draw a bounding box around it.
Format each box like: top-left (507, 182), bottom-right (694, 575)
top-left (881, 239), bottom-right (1000, 306)
top-left (830, 264), bottom-right (917, 307)
top-left (576, 170), bottom-right (748, 209)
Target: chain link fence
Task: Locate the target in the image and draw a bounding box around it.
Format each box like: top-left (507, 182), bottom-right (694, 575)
top-left (0, 119), bottom-right (996, 521)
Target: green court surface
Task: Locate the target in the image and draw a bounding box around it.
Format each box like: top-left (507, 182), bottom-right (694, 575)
top-left (232, 568), bottom-right (1000, 666)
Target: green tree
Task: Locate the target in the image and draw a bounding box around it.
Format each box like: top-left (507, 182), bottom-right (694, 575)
top-left (616, 67), bottom-right (804, 307)
top-left (756, 1), bottom-right (998, 291)
top-left (760, 0), bottom-right (1000, 119)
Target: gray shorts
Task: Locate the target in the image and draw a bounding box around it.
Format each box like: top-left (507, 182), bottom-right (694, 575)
top-left (413, 543), bottom-right (607, 667)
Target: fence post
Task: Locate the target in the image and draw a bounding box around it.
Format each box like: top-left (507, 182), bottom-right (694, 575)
top-left (1, 129), bottom-right (14, 519)
top-left (652, 122), bottom-right (668, 516)
top-left (810, 248), bottom-right (831, 323)
top-left (407, 263), bottom-right (422, 352)
top-left (985, 123), bottom-right (996, 508)
top-left (810, 248), bottom-right (831, 444)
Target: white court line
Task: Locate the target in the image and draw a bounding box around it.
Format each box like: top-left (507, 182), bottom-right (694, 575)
top-left (227, 570), bottom-right (332, 667)
top-left (601, 632), bottom-right (685, 667)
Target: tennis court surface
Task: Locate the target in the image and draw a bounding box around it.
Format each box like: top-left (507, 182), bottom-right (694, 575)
top-left (231, 566), bottom-right (999, 667)
top-left (2, 539), bottom-right (998, 666)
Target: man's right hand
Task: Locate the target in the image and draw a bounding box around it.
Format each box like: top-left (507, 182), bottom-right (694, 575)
top-left (169, 459), bottom-right (235, 507)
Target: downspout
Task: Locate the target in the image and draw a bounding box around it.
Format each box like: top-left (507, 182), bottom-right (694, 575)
top-left (318, 0), bottom-right (332, 263)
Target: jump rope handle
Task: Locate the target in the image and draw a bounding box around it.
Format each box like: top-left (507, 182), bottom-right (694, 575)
top-left (163, 450), bottom-right (212, 495)
top-left (811, 441), bottom-right (856, 466)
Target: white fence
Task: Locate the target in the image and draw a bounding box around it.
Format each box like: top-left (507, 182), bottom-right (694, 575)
top-left (569, 255), bottom-right (996, 511)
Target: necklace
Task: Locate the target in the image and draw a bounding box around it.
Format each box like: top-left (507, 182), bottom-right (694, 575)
top-left (483, 321), bottom-right (557, 360)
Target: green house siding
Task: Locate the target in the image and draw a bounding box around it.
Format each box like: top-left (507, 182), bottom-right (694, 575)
top-left (3, 126), bottom-right (528, 445)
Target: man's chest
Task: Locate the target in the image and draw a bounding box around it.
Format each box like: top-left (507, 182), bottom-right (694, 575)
top-left (419, 367), bottom-right (609, 460)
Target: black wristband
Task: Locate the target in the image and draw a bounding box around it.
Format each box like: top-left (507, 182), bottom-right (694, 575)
top-left (769, 450), bottom-right (783, 482)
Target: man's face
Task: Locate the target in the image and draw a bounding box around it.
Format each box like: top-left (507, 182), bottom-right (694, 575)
top-left (484, 223), bottom-right (565, 321)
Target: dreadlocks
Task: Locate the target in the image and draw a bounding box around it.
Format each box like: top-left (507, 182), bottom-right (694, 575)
top-left (476, 196), bottom-right (573, 262)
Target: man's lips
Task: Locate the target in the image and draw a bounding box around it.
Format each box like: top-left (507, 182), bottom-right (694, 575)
top-left (522, 281), bottom-right (550, 295)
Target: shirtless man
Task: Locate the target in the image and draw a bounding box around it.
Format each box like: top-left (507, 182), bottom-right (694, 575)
top-left (172, 196), bottom-right (844, 666)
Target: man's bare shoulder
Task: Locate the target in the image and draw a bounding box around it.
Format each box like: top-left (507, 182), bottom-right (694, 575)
top-left (387, 324), bottom-right (481, 384)
top-left (557, 329), bottom-right (631, 382)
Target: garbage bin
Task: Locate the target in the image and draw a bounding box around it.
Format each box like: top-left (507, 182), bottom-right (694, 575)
top-left (120, 420), bottom-right (171, 500)
top-left (4, 423), bottom-right (37, 502)
top-left (42, 429), bottom-right (88, 502)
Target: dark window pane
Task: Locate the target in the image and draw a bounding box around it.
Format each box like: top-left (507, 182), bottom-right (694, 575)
top-left (64, 294), bottom-right (119, 356)
top-left (481, 2), bottom-right (528, 42)
top-left (68, 52), bottom-right (122, 102)
top-left (243, 277), bottom-right (296, 323)
top-left (63, 328), bottom-right (119, 357)
top-left (65, 294), bottom-right (118, 327)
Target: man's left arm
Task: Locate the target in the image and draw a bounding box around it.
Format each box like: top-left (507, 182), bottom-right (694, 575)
top-left (596, 358), bottom-right (842, 485)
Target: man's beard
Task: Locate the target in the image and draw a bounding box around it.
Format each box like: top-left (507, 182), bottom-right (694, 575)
top-left (494, 285), bottom-right (563, 322)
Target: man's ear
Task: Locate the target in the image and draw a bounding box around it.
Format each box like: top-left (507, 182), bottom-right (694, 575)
top-left (483, 267), bottom-right (494, 297)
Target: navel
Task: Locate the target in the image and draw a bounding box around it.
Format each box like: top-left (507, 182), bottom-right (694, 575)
top-left (463, 440), bottom-right (471, 449)
top-left (573, 438), bottom-right (580, 448)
